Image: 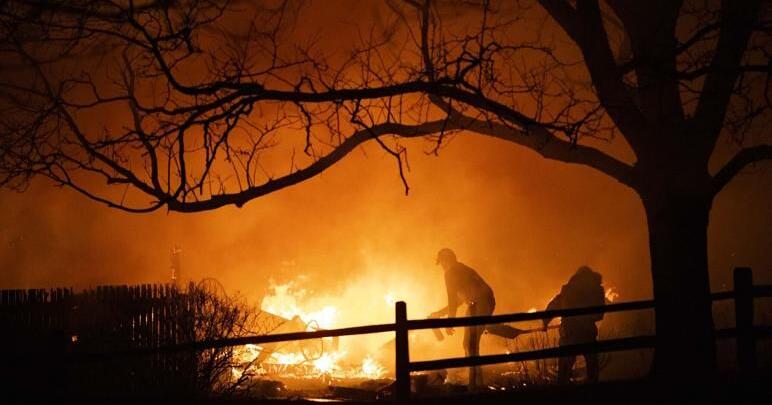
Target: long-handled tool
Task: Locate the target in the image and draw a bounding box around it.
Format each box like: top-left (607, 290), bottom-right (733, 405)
top-left (428, 313), bottom-right (561, 341)
top-left (485, 324), bottom-right (560, 339)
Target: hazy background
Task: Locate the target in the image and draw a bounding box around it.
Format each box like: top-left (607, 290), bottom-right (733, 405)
top-left (1, 132), bottom-right (769, 310)
top-left (0, 0), bottom-right (770, 329)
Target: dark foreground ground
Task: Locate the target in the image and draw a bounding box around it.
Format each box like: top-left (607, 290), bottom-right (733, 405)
top-left (5, 376), bottom-right (769, 405)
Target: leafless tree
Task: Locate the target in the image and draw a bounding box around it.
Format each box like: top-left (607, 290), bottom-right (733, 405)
top-left (1, 0), bottom-right (769, 381)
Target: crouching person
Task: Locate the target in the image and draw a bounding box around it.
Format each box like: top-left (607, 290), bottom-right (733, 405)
top-left (543, 266), bottom-right (606, 384)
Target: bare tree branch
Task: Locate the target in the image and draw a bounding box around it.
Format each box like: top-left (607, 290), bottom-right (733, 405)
top-left (0, 0), bottom-right (766, 213)
top-left (539, 0), bottom-right (651, 156)
top-left (694, 0), bottom-right (763, 153)
top-left (712, 144), bottom-right (772, 195)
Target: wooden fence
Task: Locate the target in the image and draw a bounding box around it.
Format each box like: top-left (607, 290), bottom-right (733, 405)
top-left (0, 283), bottom-right (194, 349)
top-left (2, 268), bottom-right (770, 401)
top-left (67, 267), bottom-right (769, 402)
top-left (395, 267), bottom-right (771, 400)
top-left (0, 283), bottom-right (206, 396)
top-left (0, 281), bottom-right (296, 397)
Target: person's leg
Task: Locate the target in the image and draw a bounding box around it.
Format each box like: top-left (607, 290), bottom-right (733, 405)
top-left (557, 332), bottom-right (576, 384)
top-left (481, 297), bottom-right (520, 338)
top-left (473, 300), bottom-right (492, 388)
top-left (557, 355), bottom-right (576, 384)
top-left (463, 303), bottom-right (477, 357)
top-left (585, 352), bottom-right (599, 383)
top-left (584, 324), bottom-right (600, 382)
top-left (468, 327), bottom-right (481, 357)
top-left (465, 303), bottom-right (483, 390)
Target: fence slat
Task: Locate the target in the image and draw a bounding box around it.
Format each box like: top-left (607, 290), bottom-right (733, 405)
top-left (394, 301), bottom-right (410, 402)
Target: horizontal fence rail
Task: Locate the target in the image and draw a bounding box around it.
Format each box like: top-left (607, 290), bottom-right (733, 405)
top-left (72, 322), bottom-right (397, 360)
top-left (410, 335), bottom-right (657, 372)
top-left (406, 299), bottom-right (656, 331)
top-left (754, 285), bottom-right (772, 297)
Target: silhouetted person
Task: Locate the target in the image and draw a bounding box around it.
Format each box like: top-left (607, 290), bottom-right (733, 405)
top-left (543, 266), bottom-right (606, 384)
top-left (430, 248), bottom-right (521, 390)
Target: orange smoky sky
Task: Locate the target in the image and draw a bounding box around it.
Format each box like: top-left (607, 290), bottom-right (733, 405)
top-left (1, 133), bottom-right (770, 312)
top-left (0, 0), bottom-right (770, 321)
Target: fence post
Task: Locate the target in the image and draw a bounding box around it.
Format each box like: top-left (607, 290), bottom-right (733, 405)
top-left (395, 301), bottom-right (410, 403)
top-left (734, 267), bottom-right (755, 376)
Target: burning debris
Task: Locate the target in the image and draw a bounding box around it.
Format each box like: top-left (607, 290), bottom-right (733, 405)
top-left (221, 275), bottom-right (621, 399)
top-left (231, 345), bottom-right (385, 381)
top-left (225, 279), bottom-right (392, 398)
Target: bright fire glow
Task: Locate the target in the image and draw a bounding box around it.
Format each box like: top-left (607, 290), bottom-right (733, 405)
top-left (360, 355), bottom-right (386, 379)
top-left (384, 293), bottom-right (396, 306)
top-left (235, 272), bottom-right (427, 383)
top-left (312, 351), bottom-right (344, 374)
top-left (272, 351), bottom-right (307, 365)
top-left (605, 286), bottom-right (619, 303)
top-left (261, 280), bottom-right (338, 329)
top-left (231, 343), bottom-right (385, 380)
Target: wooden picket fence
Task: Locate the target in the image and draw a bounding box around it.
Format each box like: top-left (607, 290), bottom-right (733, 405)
top-left (0, 283), bottom-right (201, 396)
top-left (0, 283), bottom-right (197, 350)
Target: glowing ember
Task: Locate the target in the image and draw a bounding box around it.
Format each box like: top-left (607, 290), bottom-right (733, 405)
top-left (384, 293), bottom-right (397, 306)
top-left (360, 355), bottom-right (385, 379)
top-left (312, 351), bottom-right (344, 374)
top-left (605, 287), bottom-right (619, 303)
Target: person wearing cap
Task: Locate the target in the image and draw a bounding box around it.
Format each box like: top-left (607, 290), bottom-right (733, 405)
top-left (429, 248), bottom-right (521, 390)
top-left (542, 265), bottom-right (606, 384)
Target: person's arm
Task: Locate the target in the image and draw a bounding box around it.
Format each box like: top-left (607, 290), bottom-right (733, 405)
top-left (445, 271), bottom-right (459, 318)
top-left (596, 286), bottom-right (606, 306)
top-left (429, 307), bottom-right (448, 318)
top-left (592, 285), bottom-right (607, 321)
top-left (443, 270), bottom-right (460, 335)
top-left (542, 289), bottom-right (565, 328)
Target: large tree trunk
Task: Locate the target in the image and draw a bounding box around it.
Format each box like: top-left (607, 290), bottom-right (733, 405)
top-left (641, 183), bottom-right (716, 382)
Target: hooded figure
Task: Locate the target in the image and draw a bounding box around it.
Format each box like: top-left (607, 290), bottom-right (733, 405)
top-left (543, 266), bottom-right (606, 384)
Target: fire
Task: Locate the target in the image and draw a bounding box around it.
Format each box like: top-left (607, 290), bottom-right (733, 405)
top-left (232, 275), bottom-right (413, 384)
top-left (605, 286), bottom-right (619, 303)
top-left (231, 344), bottom-right (346, 377)
top-left (272, 351), bottom-right (307, 366)
top-left (233, 269), bottom-right (616, 386)
top-left (360, 355), bottom-right (385, 379)
top-left (231, 344), bottom-right (384, 381)
top-left (312, 351), bottom-right (344, 374)
top-left (261, 280), bottom-right (338, 329)
top-left (384, 293), bottom-right (396, 306)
